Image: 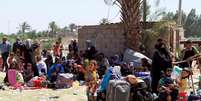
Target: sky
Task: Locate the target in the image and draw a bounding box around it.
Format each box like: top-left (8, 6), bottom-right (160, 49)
top-left (0, 0), bottom-right (200, 34)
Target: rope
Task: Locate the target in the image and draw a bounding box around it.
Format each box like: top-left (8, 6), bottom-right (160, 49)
top-left (172, 54), bottom-right (201, 65)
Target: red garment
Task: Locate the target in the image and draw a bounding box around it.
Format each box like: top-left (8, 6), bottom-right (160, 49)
top-left (53, 45), bottom-right (61, 56)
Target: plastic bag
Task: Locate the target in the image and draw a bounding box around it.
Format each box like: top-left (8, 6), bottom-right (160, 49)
top-left (171, 66), bottom-right (182, 80)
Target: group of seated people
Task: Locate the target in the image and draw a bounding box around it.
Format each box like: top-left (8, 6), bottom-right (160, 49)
top-left (157, 67), bottom-right (192, 101)
top-left (0, 38), bottom-right (198, 101)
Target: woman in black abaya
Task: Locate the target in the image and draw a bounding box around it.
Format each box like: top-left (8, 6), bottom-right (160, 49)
top-left (151, 39), bottom-right (172, 94)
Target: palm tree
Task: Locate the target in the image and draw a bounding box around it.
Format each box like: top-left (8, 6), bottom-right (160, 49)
top-left (117, 0), bottom-right (141, 51)
top-left (116, 0), bottom-right (165, 51)
top-left (48, 21), bottom-right (58, 34)
top-left (19, 22), bottom-right (31, 33)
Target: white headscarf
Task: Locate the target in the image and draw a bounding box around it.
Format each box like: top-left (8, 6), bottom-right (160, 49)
top-left (25, 39), bottom-right (32, 49)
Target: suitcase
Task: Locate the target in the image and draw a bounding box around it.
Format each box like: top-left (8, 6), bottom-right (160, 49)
top-left (106, 80), bottom-right (130, 101)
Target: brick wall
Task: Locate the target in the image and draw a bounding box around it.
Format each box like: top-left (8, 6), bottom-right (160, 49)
top-left (78, 23), bottom-right (126, 57)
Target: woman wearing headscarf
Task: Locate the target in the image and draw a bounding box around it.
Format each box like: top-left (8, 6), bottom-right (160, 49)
top-left (151, 39), bottom-right (172, 94)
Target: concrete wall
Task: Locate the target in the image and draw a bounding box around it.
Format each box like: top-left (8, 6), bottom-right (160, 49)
top-left (78, 23), bottom-right (126, 57)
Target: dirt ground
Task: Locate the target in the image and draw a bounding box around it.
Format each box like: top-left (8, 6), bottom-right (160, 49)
top-left (0, 72), bottom-right (87, 101)
top-left (0, 67), bottom-right (200, 101)
top-left (0, 35), bottom-right (86, 101)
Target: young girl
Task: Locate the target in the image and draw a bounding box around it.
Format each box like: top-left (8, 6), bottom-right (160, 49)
top-left (7, 52), bottom-right (16, 69)
top-left (4, 61), bottom-right (24, 86)
top-left (85, 60), bottom-right (99, 101)
top-left (176, 68), bottom-right (191, 92)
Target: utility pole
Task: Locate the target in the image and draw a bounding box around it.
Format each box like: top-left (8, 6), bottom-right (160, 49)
top-left (178, 0), bottom-right (182, 26)
top-left (173, 0), bottom-right (184, 60)
top-left (143, 0), bottom-right (147, 27)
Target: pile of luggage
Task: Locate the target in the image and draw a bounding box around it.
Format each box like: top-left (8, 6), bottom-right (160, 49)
top-left (106, 75), bottom-right (153, 101)
top-left (55, 73), bottom-right (74, 89)
top-left (94, 64), bottom-right (153, 101)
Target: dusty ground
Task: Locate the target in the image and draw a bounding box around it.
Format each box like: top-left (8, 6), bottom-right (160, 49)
top-left (0, 34), bottom-right (87, 101)
top-left (0, 72), bottom-right (87, 101)
top-left (0, 67), bottom-right (200, 101)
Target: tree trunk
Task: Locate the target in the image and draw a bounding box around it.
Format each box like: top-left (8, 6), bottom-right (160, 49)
top-left (120, 0), bottom-right (141, 51)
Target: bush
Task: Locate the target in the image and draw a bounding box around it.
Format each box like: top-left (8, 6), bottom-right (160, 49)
top-left (42, 40), bottom-right (54, 50)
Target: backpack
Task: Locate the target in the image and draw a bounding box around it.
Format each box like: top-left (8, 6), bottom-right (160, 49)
top-left (130, 82), bottom-right (154, 101)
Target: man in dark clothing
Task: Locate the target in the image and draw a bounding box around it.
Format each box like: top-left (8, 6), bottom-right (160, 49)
top-left (151, 39), bottom-right (172, 94)
top-left (180, 40), bottom-right (198, 68)
top-left (0, 37), bottom-right (11, 71)
top-left (73, 40), bottom-right (78, 53)
top-left (13, 38), bottom-right (22, 55)
top-left (68, 40), bottom-right (74, 53)
top-left (13, 38), bottom-right (23, 64)
top-left (22, 39), bottom-right (39, 76)
top-left (84, 46), bottom-right (98, 60)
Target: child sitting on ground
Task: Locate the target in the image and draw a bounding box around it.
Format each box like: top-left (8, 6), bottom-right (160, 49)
top-left (23, 63), bottom-right (34, 83)
top-left (4, 61), bottom-right (24, 86)
top-left (85, 60), bottom-right (99, 101)
top-left (158, 68), bottom-right (178, 101)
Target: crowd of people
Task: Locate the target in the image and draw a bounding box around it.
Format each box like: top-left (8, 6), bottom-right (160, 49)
top-left (0, 36), bottom-right (200, 101)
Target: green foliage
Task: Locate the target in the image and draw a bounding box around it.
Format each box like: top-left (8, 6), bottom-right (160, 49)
top-left (69, 23), bottom-right (77, 32)
top-left (42, 40), bottom-right (53, 50)
top-left (184, 9), bottom-right (197, 37)
top-left (142, 21), bottom-right (175, 57)
top-left (161, 9), bottom-right (201, 38)
top-left (49, 21), bottom-right (58, 34)
top-left (141, 0), bottom-right (151, 22)
top-left (61, 26), bottom-right (70, 33)
top-left (99, 18), bottom-right (110, 25)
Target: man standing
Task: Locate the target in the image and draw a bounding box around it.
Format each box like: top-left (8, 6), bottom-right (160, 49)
top-left (13, 37), bottom-right (22, 55)
top-left (13, 37), bottom-right (23, 63)
top-left (23, 39), bottom-right (39, 76)
top-left (180, 40), bottom-right (199, 68)
top-left (0, 37), bottom-right (11, 71)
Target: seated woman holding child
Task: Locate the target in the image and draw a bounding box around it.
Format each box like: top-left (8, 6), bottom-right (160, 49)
top-left (47, 57), bottom-right (64, 83)
top-left (158, 68), bottom-right (178, 101)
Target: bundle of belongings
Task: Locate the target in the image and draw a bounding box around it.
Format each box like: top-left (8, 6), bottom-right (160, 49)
top-left (104, 75), bottom-right (153, 101)
top-left (26, 76), bottom-right (48, 89)
top-left (55, 73), bottom-right (74, 89)
top-left (125, 75), bottom-right (153, 101)
top-left (123, 49), bottom-right (152, 68)
top-left (0, 83), bottom-right (5, 90)
top-left (97, 65), bottom-right (153, 101)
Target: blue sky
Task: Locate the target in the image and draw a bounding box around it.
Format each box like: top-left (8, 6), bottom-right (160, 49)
top-left (0, 0), bottom-right (200, 33)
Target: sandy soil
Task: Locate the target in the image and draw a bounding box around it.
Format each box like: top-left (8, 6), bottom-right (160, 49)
top-left (0, 72), bottom-right (87, 101)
